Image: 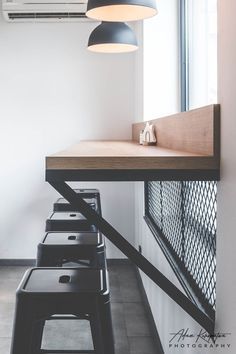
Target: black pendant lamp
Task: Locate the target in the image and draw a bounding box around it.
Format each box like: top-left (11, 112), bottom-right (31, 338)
top-left (88, 22), bottom-right (138, 53)
top-left (86, 0), bottom-right (157, 22)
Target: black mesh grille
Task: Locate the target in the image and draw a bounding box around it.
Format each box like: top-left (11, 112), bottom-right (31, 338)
top-left (162, 182), bottom-right (183, 259)
top-left (145, 181), bottom-right (217, 315)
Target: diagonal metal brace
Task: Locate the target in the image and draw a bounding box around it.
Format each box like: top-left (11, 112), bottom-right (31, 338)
top-left (48, 181), bottom-right (215, 334)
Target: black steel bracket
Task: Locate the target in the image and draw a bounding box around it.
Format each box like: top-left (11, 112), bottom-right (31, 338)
top-left (46, 169), bottom-right (220, 182)
top-left (48, 180), bottom-right (215, 334)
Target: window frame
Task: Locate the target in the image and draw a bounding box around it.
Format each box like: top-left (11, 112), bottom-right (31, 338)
top-left (180, 0), bottom-right (189, 112)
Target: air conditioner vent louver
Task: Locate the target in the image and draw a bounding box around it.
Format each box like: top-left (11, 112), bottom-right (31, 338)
top-left (8, 11), bottom-right (86, 19)
top-left (2, 0), bottom-right (91, 22)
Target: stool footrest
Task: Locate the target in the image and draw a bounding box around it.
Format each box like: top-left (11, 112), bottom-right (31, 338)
top-left (62, 260), bottom-right (90, 267)
top-left (49, 314), bottom-right (89, 320)
top-left (41, 350), bottom-right (95, 353)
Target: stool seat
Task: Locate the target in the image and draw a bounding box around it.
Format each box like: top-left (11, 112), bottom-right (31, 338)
top-left (54, 198), bottom-right (96, 212)
top-left (11, 268), bottom-right (115, 354)
top-left (53, 189), bottom-right (101, 215)
top-left (43, 231), bottom-right (102, 245)
top-left (37, 232), bottom-right (106, 268)
top-left (23, 268), bottom-right (104, 293)
top-left (46, 212), bottom-right (96, 232)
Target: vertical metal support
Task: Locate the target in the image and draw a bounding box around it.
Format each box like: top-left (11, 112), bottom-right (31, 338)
top-left (160, 181), bottom-right (163, 231)
top-left (144, 182), bottom-right (149, 216)
top-left (181, 181), bottom-right (185, 262)
top-left (180, 0), bottom-right (189, 112)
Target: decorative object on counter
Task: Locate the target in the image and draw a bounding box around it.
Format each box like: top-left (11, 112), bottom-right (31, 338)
top-left (87, 21), bottom-right (138, 53)
top-left (86, 0), bottom-right (158, 22)
top-left (141, 122), bottom-right (157, 146)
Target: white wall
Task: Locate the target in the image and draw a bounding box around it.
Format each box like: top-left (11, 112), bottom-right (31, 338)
top-left (216, 0), bottom-right (236, 351)
top-left (135, 1), bottom-right (236, 353)
top-left (0, 18), bottom-right (136, 259)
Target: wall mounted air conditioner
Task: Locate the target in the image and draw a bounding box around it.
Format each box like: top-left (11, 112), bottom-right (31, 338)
top-left (2, 0), bottom-right (92, 22)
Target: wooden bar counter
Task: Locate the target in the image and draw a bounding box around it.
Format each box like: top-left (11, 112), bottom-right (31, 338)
top-left (46, 105), bottom-right (220, 181)
top-left (45, 104), bottom-right (220, 333)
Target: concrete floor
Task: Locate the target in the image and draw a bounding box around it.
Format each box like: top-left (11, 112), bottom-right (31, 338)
top-left (0, 264), bottom-right (157, 354)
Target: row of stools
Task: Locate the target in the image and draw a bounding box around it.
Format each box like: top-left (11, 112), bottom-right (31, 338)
top-left (10, 189), bottom-right (115, 354)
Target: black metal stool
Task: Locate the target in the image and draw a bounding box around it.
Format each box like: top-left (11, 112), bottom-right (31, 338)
top-left (37, 231), bottom-right (106, 268)
top-left (54, 189), bottom-right (102, 216)
top-left (46, 212), bottom-right (96, 232)
top-left (11, 268), bottom-right (115, 354)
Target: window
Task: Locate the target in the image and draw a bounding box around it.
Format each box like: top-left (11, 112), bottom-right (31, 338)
top-left (182, 0), bottom-right (217, 110)
top-left (145, 0), bottom-right (217, 320)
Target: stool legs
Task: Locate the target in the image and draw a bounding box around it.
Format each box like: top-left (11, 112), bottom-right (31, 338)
top-left (11, 297), bottom-right (43, 354)
top-left (36, 251), bottom-right (59, 267)
top-left (90, 311), bottom-right (104, 354)
top-left (90, 299), bottom-right (115, 354)
top-left (99, 300), bottom-right (115, 354)
top-left (11, 287), bottom-right (114, 354)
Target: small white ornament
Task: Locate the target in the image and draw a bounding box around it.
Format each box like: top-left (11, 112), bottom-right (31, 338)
top-left (142, 122), bottom-right (157, 145)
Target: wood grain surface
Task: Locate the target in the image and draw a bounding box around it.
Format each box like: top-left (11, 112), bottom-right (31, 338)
top-left (46, 105), bottom-right (220, 172)
top-left (132, 104), bottom-right (220, 156)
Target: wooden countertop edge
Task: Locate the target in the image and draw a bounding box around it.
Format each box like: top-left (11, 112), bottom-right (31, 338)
top-left (46, 155), bottom-right (219, 170)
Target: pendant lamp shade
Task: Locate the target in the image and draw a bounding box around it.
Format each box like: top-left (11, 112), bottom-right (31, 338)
top-left (86, 0), bottom-right (157, 22)
top-left (87, 22), bottom-right (138, 53)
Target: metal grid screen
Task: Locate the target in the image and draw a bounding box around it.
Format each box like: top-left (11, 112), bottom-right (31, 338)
top-left (145, 181), bottom-right (217, 317)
